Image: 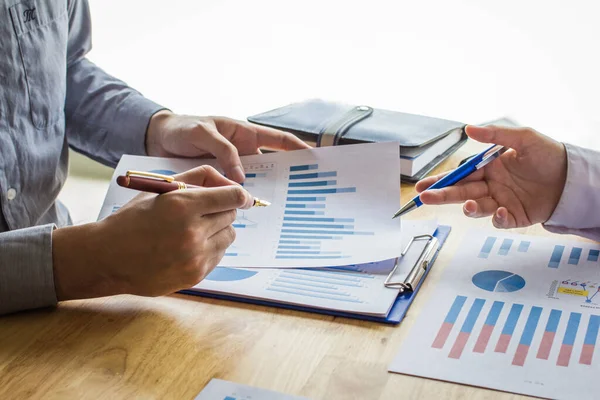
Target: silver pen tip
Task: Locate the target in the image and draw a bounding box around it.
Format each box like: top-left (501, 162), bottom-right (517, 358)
top-left (392, 200), bottom-right (418, 219)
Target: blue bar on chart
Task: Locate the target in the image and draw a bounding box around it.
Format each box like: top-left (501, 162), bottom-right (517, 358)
top-left (537, 309), bottom-right (562, 360)
top-left (287, 188), bottom-right (357, 195)
top-left (245, 172), bottom-right (267, 178)
top-left (281, 229), bottom-right (374, 236)
top-left (279, 240), bottom-right (321, 245)
top-left (568, 247), bottom-right (583, 265)
top-left (276, 250), bottom-right (341, 255)
top-left (548, 245), bottom-right (565, 268)
top-left (557, 312), bottom-right (582, 366)
top-left (289, 171), bottom-right (337, 179)
top-left (290, 164), bottom-right (318, 172)
top-left (512, 306), bottom-right (543, 366)
top-left (474, 301), bottom-right (505, 353)
top-left (288, 180), bottom-right (337, 187)
top-left (432, 295), bottom-right (468, 349)
top-left (286, 197), bottom-right (327, 202)
top-left (449, 299), bottom-right (486, 359)
top-left (275, 255), bottom-right (349, 259)
top-left (580, 315), bottom-right (600, 365)
top-left (284, 217), bottom-right (355, 223)
top-left (498, 239), bottom-right (514, 256)
top-left (518, 241), bottom-right (531, 252)
top-left (478, 237), bottom-right (497, 259)
top-left (280, 235), bottom-right (342, 240)
top-left (282, 223), bottom-right (354, 229)
top-left (588, 249), bottom-right (600, 262)
top-left (267, 270), bottom-right (364, 303)
top-left (285, 204), bottom-right (326, 209)
top-left (277, 245), bottom-right (320, 250)
top-left (285, 210), bottom-right (325, 216)
top-left (495, 303), bottom-right (524, 353)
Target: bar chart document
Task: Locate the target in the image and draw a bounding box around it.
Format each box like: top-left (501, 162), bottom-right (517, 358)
top-left (98, 143), bottom-right (402, 267)
top-left (389, 230), bottom-right (600, 399)
top-left (187, 220), bottom-right (437, 316)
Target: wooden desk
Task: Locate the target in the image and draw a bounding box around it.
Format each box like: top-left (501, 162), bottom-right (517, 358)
top-left (0, 141), bottom-right (555, 400)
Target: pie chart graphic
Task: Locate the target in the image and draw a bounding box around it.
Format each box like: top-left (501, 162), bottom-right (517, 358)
top-left (205, 267), bottom-right (257, 282)
top-left (472, 270), bottom-right (526, 293)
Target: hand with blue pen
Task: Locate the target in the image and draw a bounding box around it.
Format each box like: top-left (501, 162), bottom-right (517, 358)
top-left (395, 125), bottom-right (568, 229)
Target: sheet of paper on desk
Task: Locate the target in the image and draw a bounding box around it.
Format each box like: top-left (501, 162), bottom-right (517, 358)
top-left (98, 142), bottom-right (403, 268)
top-left (389, 229), bottom-right (600, 399)
top-left (189, 220), bottom-right (437, 316)
top-left (195, 378), bottom-right (310, 400)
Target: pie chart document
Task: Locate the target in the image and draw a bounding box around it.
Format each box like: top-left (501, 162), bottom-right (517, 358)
top-left (390, 229), bottom-right (600, 400)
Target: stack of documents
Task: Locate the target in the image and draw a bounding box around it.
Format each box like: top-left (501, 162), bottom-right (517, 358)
top-left (99, 143), bottom-right (447, 321)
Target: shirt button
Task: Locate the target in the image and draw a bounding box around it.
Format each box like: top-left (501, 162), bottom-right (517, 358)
top-left (7, 188), bottom-right (17, 201)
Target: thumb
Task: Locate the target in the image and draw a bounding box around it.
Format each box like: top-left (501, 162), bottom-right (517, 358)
top-left (466, 125), bottom-right (534, 151)
top-left (198, 126), bottom-right (246, 183)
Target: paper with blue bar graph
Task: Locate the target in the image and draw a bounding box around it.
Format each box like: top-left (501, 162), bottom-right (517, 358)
top-left (99, 142), bottom-right (403, 268)
top-left (188, 220), bottom-right (437, 316)
top-left (389, 230), bottom-right (600, 399)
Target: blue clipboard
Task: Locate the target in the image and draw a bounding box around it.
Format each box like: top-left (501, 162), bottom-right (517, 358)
top-left (180, 225), bottom-right (451, 324)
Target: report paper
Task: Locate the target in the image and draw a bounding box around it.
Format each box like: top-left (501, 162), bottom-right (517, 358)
top-left (190, 220), bottom-right (438, 316)
top-left (389, 230), bottom-right (600, 399)
top-left (99, 143), bottom-right (403, 268)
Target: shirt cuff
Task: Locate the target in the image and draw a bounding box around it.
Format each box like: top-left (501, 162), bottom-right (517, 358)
top-left (543, 143), bottom-right (600, 238)
top-left (0, 224), bottom-right (57, 315)
top-left (115, 94), bottom-right (167, 157)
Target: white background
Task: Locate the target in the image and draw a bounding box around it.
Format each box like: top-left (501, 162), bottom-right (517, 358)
top-left (86, 0), bottom-right (600, 148)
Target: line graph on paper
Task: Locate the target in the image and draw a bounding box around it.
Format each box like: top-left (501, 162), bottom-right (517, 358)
top-left (547, 279), bottom-right (600, 305)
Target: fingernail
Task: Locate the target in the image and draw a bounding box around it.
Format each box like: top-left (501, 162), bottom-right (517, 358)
top-left (463, 204), bottom-right (473, 216)
top-left (231, 165), bottom-right (245, 183)
top-left (494, 213), bottom-right (504, 224)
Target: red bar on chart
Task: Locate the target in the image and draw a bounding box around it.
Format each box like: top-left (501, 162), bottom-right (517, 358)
top-left (474, 301), bottom-right (504, 353)
top-left (557, 344), bottom-right (574, 367)
top-left (433, 323), bottom-right (454, 349)
top-left (494, 304), bottom-right (523, 353)
top-left (557, 312), bottom-right (581, 367)
top-left (448, 299), bottom-right (485, 359)
top-left (432, 296), bottom-right (467, 349)
top-left (474, 325), bottom-right (494, 353)
top-left (495, 334), bottom-right (512, 353)
top-left (537, 331), bottom-right (556, 360)
top-left (579, 315), bottom-right (600, 365)
top-left (537, 309), bottom-right (561, 360)
top-left (512, 344), bottom-right (529, 366)
top-left (580, 344), bottom-right (595, 365)
top-left (449, 332), bottom-right (470, 359)
top-left (511, 307), bottom-right (542, 366)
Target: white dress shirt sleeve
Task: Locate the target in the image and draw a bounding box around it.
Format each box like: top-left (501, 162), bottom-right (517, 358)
top-left (544, 143), bottom-right (600, 241)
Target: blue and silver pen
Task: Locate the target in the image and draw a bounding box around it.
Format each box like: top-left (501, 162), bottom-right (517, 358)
top-left (392, 144), bottom-right (507, 219)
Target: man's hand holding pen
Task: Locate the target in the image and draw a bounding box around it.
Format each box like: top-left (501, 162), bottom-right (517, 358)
top-left (52, 166), bottom-right (254, 301)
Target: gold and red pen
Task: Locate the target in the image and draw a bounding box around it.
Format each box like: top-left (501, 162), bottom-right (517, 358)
top-left (116, 170), bottom-right (271, 207)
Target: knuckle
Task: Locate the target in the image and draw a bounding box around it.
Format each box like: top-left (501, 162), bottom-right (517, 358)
top-left (224, 225), bottom-right (237, 245)
top-left (226, 209), bottom-right (237, 224)
top-left (181, 225), bottom-right (199, 246)
top-left (229, 186), bottom-right (247, 207)
top-left (163, 194), bottom-right (188, 217)
top-left (521, 127), bottom-right (537, 138)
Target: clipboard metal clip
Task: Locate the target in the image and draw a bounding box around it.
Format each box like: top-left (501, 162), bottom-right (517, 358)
top-left (384, 234), bottom-right (439, 293)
